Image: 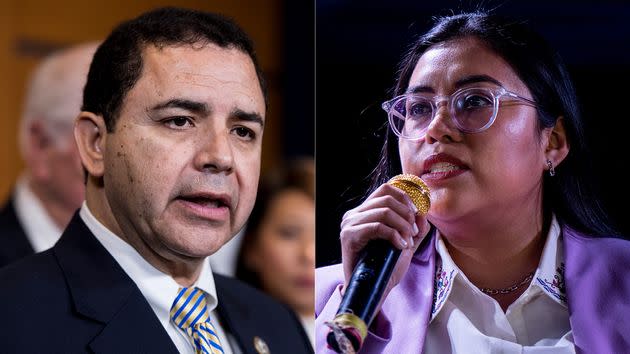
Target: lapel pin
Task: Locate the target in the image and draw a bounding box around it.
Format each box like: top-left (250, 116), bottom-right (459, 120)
top-left (253, 336), bottom-right (270, 354)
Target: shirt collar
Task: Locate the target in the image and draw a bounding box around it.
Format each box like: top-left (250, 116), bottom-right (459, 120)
top-left (430, 215), bottom-right (566, 321)
top-left (79, 202), bottom-right (220, 330)
top-left (13, 175), bottom-right (62, 252)
top-left (431, 233), bottom-right (458, 320)
top-left (533, 215), bottom-right (567, 307)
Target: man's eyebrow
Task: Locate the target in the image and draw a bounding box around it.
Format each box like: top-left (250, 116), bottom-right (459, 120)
top-left (232, 108), bottom-right (264, 127)
top-left (455, 74), bottom-right (503, 88)
top-left (151, 99), bottom-right (209, 115)
top-left (151, 99), bottom-right (263, 126)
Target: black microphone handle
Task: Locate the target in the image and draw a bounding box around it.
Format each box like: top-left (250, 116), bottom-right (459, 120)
top-left (326, 225), bottom-right (435, 353)
top-left (338, 239), bottom-right (401, 324)
top-left (325, 239), bottom-right (401, 353)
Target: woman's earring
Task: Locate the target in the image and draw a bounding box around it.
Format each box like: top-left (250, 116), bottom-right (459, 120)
top-left (547, 159), bottom-right (555, 177)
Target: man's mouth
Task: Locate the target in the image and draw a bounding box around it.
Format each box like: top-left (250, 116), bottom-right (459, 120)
top-left (176, 193), bottom-right (232, 221)
top-left (179, 196), bottom-right (227, 208)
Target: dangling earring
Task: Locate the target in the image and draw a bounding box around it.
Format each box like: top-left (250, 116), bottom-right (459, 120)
top-left (546, 159), bottom-right (555, 177)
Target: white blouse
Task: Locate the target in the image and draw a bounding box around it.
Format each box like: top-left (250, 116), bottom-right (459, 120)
top-left (424, 216), bottom-right (575, 353)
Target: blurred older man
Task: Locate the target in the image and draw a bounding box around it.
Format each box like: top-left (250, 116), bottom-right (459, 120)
top-left (0, 42), bottom-right (97, 267)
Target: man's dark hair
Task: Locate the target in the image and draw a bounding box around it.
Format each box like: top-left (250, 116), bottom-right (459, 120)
top-left (371, 11), bottom-right (618, 237)
top-left (82, 7), bottom-right (267, 132)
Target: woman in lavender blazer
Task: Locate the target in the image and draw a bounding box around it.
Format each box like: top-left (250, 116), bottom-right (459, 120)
top-left (316, 11), bottom-right (630, 353)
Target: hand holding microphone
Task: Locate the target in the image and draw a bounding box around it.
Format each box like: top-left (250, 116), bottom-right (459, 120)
top-left (326, 174), bottom-right (432, 353)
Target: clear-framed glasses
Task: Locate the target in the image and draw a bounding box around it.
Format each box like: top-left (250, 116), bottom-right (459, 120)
top-left (381, 86), bottom-right (539, 140)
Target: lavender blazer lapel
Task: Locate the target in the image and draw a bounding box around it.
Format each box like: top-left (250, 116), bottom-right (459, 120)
top-left (379, 232), bottom-right (436, 353)
top-left (563, 225), bottom-right (630, 353)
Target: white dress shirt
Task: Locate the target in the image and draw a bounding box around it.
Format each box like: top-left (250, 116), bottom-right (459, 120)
top-left (208, 228), bottom-right (244, 276)
top-left (301, 315), bottom-right (315, 349)
top-left (424, 215), bottom-right (574, 353)
top-left (80, 203), bottom-right (241, 354)
top-left (13, 175), bottom-right (62, 252)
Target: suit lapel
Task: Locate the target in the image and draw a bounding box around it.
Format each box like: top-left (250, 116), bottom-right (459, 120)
top-left (88, 293), bottom-right (178, 353)
top-left (214, 276), bottom-right (258, 354)
top-left (53, 214), bottom-right (178, 353)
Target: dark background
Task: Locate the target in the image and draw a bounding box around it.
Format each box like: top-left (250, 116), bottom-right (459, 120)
top-left (316, 0), bottom-right (630, 267)
top-left (284, 0), bottom-right (315, 159)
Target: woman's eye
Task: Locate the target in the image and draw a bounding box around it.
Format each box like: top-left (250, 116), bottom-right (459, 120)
top-left (461, 95), bottom-right (492, 109)
top-left (403, 96), bottom-right (433, 120)
top-left (277, 225), bottom-right (301, 240)
top-left (165, 117), bottom-right (194, 129)
top-left (408, 102), bottom-right (432, 117)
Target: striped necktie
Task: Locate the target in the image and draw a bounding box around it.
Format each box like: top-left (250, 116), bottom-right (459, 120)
top-left (170, 287), bottom-right (225, 354)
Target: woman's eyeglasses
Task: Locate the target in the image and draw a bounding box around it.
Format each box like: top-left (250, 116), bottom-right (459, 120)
top-left (381, 86), bottom-right (539, 140)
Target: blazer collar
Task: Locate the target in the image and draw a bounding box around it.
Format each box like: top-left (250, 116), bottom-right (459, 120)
top-left (410, 225), bottom-right (437, 351)
top-left (53, 213), bottom-right (178, 353)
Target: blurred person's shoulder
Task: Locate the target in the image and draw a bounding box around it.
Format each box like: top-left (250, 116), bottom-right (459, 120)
top-left (0, 196), bottom-right (33, 267)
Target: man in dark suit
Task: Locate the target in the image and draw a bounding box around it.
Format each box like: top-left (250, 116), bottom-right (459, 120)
top-left (0, 43), bottom-right (97, 267)
top-left (0, 7), bottom-right (313, 354)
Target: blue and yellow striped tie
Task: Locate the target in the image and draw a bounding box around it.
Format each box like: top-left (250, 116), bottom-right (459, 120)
top-left (170, 287), bottom-right (225, 354)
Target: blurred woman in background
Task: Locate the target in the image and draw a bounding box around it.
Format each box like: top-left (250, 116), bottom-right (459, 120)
top-left (236, 158), bottom-right (315, 347)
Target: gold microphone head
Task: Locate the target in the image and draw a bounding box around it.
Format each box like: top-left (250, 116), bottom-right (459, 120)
top-left (387, 174), bottom-right (430, 215)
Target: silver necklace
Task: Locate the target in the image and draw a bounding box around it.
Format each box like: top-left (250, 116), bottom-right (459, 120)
top-left (479, 271), bottom-right (535, 295)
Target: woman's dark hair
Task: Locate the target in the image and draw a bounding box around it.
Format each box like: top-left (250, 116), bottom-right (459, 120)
top-left (235, 158), bottom-right (315, 289)
top-left (370, 11), bottom-right (617, 236)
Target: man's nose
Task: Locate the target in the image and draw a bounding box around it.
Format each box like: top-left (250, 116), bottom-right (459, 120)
top-left (193, 130), bottom-right (234, 173)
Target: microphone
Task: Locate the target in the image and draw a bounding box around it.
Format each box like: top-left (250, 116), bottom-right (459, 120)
top-left (325, 174), bottom-right (431, 353)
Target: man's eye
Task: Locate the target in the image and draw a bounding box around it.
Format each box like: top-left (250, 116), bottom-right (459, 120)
top-left (165, 117), bottom-right (194, 129)
top-left (232, 126), bottom-right (256, 140)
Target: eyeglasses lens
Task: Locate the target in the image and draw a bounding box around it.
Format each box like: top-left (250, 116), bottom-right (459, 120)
top-left (389, 88), bottom-right (497, 138)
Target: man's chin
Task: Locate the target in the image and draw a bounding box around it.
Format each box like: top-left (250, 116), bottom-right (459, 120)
top-left (154, 220), bottom-right (232, 257)
top-left (179, 245), bottom-right (223, 259)
top-left (169, 235), bottom-right (228, 259)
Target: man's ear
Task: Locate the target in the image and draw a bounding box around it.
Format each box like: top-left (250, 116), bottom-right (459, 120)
top-left (543, 116), bottom-right (570, 171)
top-left (74, 111), bottom-right (107, 178)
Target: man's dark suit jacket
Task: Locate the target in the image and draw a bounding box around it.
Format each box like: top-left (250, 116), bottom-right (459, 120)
top-left (0, 196), bottom-right (34, 267)
top-left (0, 213), bottom-right (313, 353)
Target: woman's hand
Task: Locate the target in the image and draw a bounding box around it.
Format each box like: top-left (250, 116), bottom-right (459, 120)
top-left (340, 183), bottom-right (431, 304)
